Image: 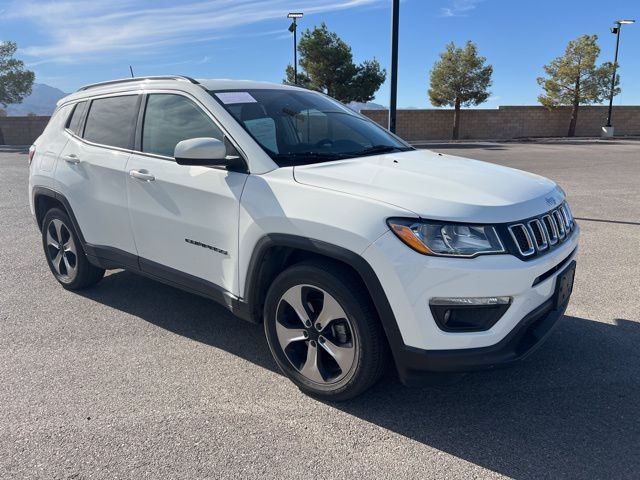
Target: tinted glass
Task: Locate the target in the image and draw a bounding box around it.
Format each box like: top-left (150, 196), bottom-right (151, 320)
top-left (211, 89), bottom-right (411, 166)
top-left (142, 94), bottom-right (223, 157)
top-left (65, 101), bottom-right (87, 135)
top-left (83, 95), bottom-right (139, 149)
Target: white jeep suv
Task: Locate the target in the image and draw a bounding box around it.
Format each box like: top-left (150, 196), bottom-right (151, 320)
top-left (29, 76), bottom-right (579, 400)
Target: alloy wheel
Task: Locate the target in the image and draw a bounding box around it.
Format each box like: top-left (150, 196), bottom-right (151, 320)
top-left (46, 218), bottom-right (78, 282)
top-left (275, 284), bottom-right (357, 384)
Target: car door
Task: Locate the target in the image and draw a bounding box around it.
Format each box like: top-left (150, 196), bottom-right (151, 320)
top-left (125, 92), bottom-right (248, 296)
top-left (55, 95), bottom-right (140, 264)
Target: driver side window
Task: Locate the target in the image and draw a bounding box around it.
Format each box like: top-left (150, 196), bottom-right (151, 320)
top-left (142, 94), bottom-right (223, 158)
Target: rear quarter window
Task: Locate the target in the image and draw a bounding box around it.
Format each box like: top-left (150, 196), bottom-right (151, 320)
top-left (65, 101), bottom-right (88, 135)
top-left (83, 95), bottom-right (139, 149)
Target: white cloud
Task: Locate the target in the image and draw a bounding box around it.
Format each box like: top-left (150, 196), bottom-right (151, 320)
top-left (439, 0), bottom-right (483, 17)
top-left (6, 0), bottom-right (382, 63)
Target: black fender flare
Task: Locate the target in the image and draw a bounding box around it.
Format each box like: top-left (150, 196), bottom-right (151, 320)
top-left (243, 233), bottom-right (406, 361)
top-left (32, 186), bottom-right (88, 245)
top-left (32, 186), bottom-right (140, 271)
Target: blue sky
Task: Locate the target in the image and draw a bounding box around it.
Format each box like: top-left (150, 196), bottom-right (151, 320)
top-left (1, 0), bottom-right (638, 108)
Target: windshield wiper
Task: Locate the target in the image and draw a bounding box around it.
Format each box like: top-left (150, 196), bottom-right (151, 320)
top-left (272, 145), bottom-right (411, 165)
top-left (357, 144), bottom-right (406, 156)
top-left (272, 151), bottom-right (351, 165)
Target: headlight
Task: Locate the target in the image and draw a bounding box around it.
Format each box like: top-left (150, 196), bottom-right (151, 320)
top-left (387, 218), bottom-right (506, 258)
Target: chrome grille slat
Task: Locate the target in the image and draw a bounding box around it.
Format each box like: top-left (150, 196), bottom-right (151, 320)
top-left (508, 224), bottom-right (535, 256)
top-left (542, 214), bottom-right (558, 245)
top-left (560, 204), bottom-right (572, 230)
top-left (565, 203), bottom-right (575, 228)
top-left (553, 210), bottom-right (566, 239)
top-left (508, 202), bottom-right (575, 259)
top-left (527, 219), bottom-right (548, 251)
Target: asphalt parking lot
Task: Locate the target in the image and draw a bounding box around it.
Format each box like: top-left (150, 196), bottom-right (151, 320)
top-left (1, 140), bottom-right (639, 479)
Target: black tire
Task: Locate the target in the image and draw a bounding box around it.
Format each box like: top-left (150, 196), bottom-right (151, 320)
top-left (41, 208), bottom-right (105, 290)
top-left (264, 260), bottom-right (389, 401)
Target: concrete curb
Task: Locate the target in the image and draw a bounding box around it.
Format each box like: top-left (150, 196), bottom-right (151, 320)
top-left (410, 136), bottom-right (640, 147)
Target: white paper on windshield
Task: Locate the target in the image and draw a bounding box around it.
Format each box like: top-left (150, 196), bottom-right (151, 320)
top-left (244, 118), bottom-right (278, 153)
top-left (215, 92), bottom-right (257, 104)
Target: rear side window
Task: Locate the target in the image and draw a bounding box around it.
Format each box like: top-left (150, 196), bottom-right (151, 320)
top-left (65, 101), bottom-right (88, 135)
top-left (142, 94), bottom-right (223, 158)
top-left (83, 95), bottom-right (139, 149)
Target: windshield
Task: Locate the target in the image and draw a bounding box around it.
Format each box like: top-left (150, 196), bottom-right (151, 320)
top-left (210, 89), bottom-right (412, 166)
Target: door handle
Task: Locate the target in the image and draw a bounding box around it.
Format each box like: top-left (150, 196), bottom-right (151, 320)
top-left (129, 169), bottom-right (155, 182)
top-left (64, 154), bottom-right (81, 164)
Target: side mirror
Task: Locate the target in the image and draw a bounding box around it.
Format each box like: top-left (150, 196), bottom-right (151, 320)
top-left (174, 137), bottom-right (227, 166)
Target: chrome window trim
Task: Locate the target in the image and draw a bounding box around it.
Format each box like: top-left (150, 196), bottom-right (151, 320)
top-left (57, 88), bottom-right (249, 169)
top-left (59, 91), bottom-right (142, 154)
top-left (138, 88), bottom-right (249, 165)
top-left (62, 100), bottom-right (88, 136)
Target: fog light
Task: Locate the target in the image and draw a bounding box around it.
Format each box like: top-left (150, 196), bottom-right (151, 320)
top-left (429, 296), bottom-right (511, 332)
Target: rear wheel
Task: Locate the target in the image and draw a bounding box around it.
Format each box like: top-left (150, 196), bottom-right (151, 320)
top-left (264, 261), bottom-right (388, 401)
top-left (41, 208), bottom-right (104, 290)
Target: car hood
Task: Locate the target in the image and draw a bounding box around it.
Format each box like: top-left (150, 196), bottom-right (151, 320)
top-left (293, 149), bottom-right (563, 223)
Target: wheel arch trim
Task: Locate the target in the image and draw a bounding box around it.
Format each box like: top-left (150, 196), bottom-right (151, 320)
top-left (32, 186), bottom-right (88, 245)
top-left (243, 233), bottom-right (406, 361)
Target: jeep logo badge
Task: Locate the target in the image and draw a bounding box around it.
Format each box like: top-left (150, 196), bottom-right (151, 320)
top-left (545, 197), bottom-right (557, 207)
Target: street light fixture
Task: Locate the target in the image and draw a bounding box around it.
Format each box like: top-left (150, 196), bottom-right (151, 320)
top-left (287, 12), bottom-right (304, 84)
top-left (603, 19), bottom-right (635, 136)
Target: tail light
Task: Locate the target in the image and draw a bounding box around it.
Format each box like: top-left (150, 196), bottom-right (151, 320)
top-left (28, 145), bottom-right (36, 165)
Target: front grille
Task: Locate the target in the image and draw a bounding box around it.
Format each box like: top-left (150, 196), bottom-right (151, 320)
top-left (508, 203), bottom-right (575, 258)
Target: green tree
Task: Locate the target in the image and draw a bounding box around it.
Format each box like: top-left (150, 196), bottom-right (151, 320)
top-left (537, 34), bottom-right (618, 137)
top-left (0, 41), bottom-right (35, 108)
top-left (285, 23), bottom-right (386, 103)
top-left (428, 41), bottom-right (492, 140)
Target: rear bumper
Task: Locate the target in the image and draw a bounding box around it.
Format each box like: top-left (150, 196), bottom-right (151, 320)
top-left (394, 294), bottom-right (568, 386)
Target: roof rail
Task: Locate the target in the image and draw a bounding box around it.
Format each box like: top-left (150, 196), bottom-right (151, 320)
top-left (77, 75), bottom-right (200, 92)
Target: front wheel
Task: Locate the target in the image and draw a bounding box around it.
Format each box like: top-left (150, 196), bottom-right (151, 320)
top-left (263, 261), bottom-right (388, 401)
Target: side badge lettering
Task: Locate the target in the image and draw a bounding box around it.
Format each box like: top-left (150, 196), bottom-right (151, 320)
top-left (185, 238), bottom-right (228, 256)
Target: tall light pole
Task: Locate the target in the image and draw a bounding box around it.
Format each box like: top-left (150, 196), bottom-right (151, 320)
top-left (604, 19), bottom-right (635, 133)
top-left (288, 12), bottom-right (304, 84)
top-left (389, 0), bottom-right (400, 133)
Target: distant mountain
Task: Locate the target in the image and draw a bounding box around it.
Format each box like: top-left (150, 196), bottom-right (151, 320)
top-left (346, 101), bottom-right (387, 112)
top-left (4, 83), bottom-right (68, 116)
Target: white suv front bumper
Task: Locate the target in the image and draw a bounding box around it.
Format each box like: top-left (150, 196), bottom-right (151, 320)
top-left (362, 225), bottom-right (580, 352)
